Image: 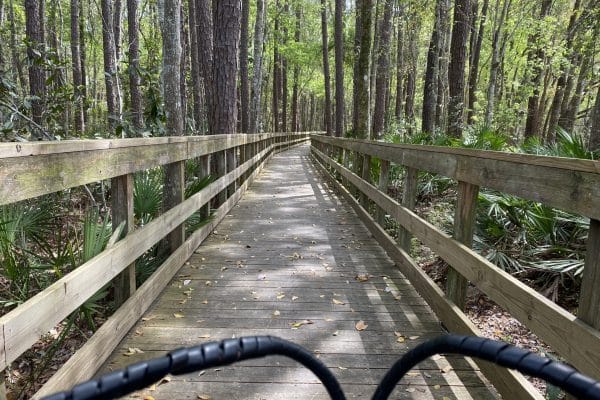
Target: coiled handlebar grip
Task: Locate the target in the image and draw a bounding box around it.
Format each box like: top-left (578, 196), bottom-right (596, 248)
top-left (372, 334), bottom-right (600, 400)
top-left (42, 336), bottom-right (346, 400)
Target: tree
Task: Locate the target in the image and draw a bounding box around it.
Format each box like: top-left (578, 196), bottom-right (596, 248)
top-left (212, 0), bottom-right (241, 134)
top-left (372, 0), bottom-right (394, 139)
top-left (71, 0), bottom-right (85, 133)
top-left (320, 0), bottom-right (332, 135)
top-left (590, 86), bottom-right (600, 152)
top-left (249, 0), bottom-right (265, 133)
top-left (353, 0), bottom-right (373, 139)
top-left (291, 5), bottom-right (301, 132)
top-left (101, 0), bottom-right (121, 130)
top-left (239, 0), bottom-right (250, 132)
top-left (467, 0), bottom-right (488, 124)
top-left (127, 0), bottom-right (143, 129)
top-left (334, 0), bottom-right (344, 137)
top-left (196, 0), bottom-right (214, 132)
top-left (394, 11), bottom-right (404, 121)
top-left (187, 0), bottom-right (202, 130)
top-left (422, 0), bottom-right (442, 134)
top-left (25, 0), bottom-right (46, 135)
top-left (447, 0), bottom-right (471, 138)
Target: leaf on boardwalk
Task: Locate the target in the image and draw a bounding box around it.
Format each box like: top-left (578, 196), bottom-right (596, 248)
top-left (198, 395), bottom-right (211, 400)
top-left (409, 335), bottom-right (420, 340)
top-left (441, 365), bottom-right (453, 374)
top-left (290, 319), bottom-right (314, 329)
top-left (354, 274), bottom-right (369, 282)
top-left (272, 310), bottom-right (281, 317)
top-left (292, 296), bottom-right (299, 301)
top-left (143, 396), bottom-right (155, 400)
top-left (355, 320), bottom-right (368, 331)
top-left (123, 347), bottom-right (144, 356)
top-left (332, 330), bottom-right (339, 336)
top-left (141, 315), bottom-right (157, 321)
top-left (183, 279), bottom-right (191, 286)
top-left (198, 334), bottom-right (211, 339)
top-left (276, 292), bottom-right (286, 299)
top-left (173, 313), bottom-right (185, 318)
top-left (158, 376), bottom-right (172, 386)
top-left (332, 299), bottom-right (345, 305)
top-left (205, 281), bottom-right (213, 286)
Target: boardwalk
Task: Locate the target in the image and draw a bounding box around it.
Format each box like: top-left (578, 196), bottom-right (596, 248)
top-left (101, 145), bottom-right (497, 399)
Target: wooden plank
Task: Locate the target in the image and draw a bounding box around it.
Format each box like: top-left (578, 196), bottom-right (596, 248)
top-left (312, 152), bottom-right (542, 400)
top-left (312, 147), bottom-right (600, 380)
top-left (111, 174), bottom-right (136, 307)
top-left (376, 159), bottom-right (390, 225)
top-left (446, 181), bottom-right (479, 309)
top-left (163, 161), bottom-right (186, 252)
top-left (579, 219), bottom-right (600, 329)
top-left (311, 136), bottom-right (600, 220)
top-left (33, 137), bottom-right (289, 398)
top-left (0, 144), bottom-right (273, 370)
top-left (398, 167), bottom-right (417, 253)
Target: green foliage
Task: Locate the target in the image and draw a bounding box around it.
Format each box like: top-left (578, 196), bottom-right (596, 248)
top-left (134, 169), bottom-right (164, 225)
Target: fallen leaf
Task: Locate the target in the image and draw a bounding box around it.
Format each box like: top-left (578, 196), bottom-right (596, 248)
top-left (409, 335), bottom-right (420, 340)
top-left (202, 299), bottom-right (208, 304)
top-left (337, 366), bottom-right (347, 370)
top-left (205, 281), bottom-right (213, 286)
top-left (198, 334), bottom-right (211, 339)
top-left (332, 299), bottom-right (345, 305)
top-left (141, 315), bottom-right (157, 321)
top-left (355, 320), bottom-right (368, 331)
top-left (183, 279), bottom-right (191, 286)
top-left (396, 336), bottom-right (405, 343)
top-left (434, 384), bottom-right (441, 390)
top-left (272, 310), bottom-right (281, 317)
top-left (292, 296), bottom-right (299, 301)
top-left (405, 388), bottom-right (416, 393)
top-left (158, 376), bottom-right (172, 386)
top-left (290, 319), bottom-right (314, 329)
top-left (441, 366), bottom-right (453, 373)
top-left (143, 396), bottom-right (155, 400)
top-left (332, 330), bottom-right (339, 336)
top-left (198, 395), bottom-right (211, 400)
top-left (276, 293), bottom-right (286, 299)
top-left (123, 347), bottom-right (145, 356)
top-left (173, 313), bottom-right (185, 318)
top-left (354, 274), bottom-right (369, 282)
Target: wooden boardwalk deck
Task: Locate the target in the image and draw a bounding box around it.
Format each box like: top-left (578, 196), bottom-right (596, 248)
top-left (101, 145), bottom-right (497, 399)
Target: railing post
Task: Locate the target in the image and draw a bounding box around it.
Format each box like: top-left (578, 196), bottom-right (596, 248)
top-left (111, 173), bottom-right (135, 307)
top-left (579, 219), bottom-right (600, 329)
top-left (198, 154), bottom-right (210, 219)
top-left (446, 181), bottom-right (479, 309)
top-left (213, 150), bottom-right (227, 207)
top-left (163, 161), bottom-right (185, 252)
top-left (376, 159), bottom-right (390, 226)
top-left (226, 146), bottom-right (236, 197)
top-left (398, 167), bottom-right (418, 252)
top-left (359, 153), bottom-right (371, 208)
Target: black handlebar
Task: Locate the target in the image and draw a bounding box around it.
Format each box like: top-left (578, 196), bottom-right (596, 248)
top-left (42, 334), bottom-right (600, 400)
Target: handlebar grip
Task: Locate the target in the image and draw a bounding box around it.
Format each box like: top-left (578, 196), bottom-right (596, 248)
top-left (372, 334), bottom-right (600, 400)
top-left (42, 336), bottom-right (346, 400)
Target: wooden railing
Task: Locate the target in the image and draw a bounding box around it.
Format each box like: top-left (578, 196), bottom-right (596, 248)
top-left (310, 135), bottom-right (600, 400)
top-left (0, 132), bottom-right (310, 398)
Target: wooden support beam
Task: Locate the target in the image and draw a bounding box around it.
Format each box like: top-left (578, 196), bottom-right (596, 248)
top-left (398, 167), bottom-right (417, 253)
top-left (376, 159), bottom-right (390, 226)
top-left (579, 219), bottom-right (600, 331)
top-left (213, 150), bottom-right (227, 208)
top-left (163, 161), bottom-right (185, 252)
top-left (111, 174), bottom-right (136, 307)
top-left (446, 181), bottom-right (479, 309)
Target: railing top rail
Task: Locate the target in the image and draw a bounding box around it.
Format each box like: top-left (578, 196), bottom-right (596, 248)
top-left (311, 135), bottom-right (600, 175)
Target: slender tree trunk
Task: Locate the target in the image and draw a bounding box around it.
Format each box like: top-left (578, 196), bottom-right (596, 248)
top-left (394, 13), bottom-right (404, 120)
top-left (9, 0), bottom-right (26, 92)
top-left (467, 0), bottom-right (488, 124)
top-left (352, 2), bottom-right (362, 134)
top-left (273, 0), bottom-right (281, 131)
top-left (422, 0), bottom-right (442, 134)
top-left (196, 0), bottom-right (214, 132)
top-left (435, 0), bottom-right (450, 130)
top-left (562, 54), bottom-right (591, 134)
top-left (589, 86), bottom-right (600, 152)
top-left (372, 0), bottom-right (393, 139)
top-left (334, 0), bottom-right (345, 136)
top-left (291, 5), bottom-right (301, 132)
top-left (113, 0), bottom-right (121, 60)
top-left (179, 4), bottom-right (187, 129)
top-left (404, 18), bottom-right (419, 125)
top-left (212, 0), bottom-right (241, 134)
top-left (79, 0), bottom-right (88, 123)
top-left (524, 0), bottom-right (552, 139)
top-left (249, 0), bottom-right (265, 133)
top-left (25, 0), bottom-right (47, 135)
top-left (320, 0), bottom-right (332, 135)
top-left (0, 0), bottom-right (4, 73)
top-left (71, 0), bottom-right (85, 133)
top-left (447, 0), bottom-right (470, 138)
top-left (354, 0), bottom-right (373, 139)
top-left (127, 0), bottom-right (143, 129)
top-left (239, 0), bottom-right (250, 132)
top-left (101, 0), bottom-right (120, 130)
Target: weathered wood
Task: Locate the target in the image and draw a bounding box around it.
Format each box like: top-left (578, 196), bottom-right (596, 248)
top-left (398, 167), bottom-right (417, 253)
top-left (579, 219), bottom-right (600, 329)
top-left (446, 181), bottom-right (479, 309)
top-left (312, 146), bottom-right (600, 380)
top-left (312, 151), bottom-right (542, 400)
top-left (163, 161), bottom-right (186, 252)
top-left (213, 150), bottom-right (227, 207)
top-left (111, 174), bottom-right (136, 307)
top-left (34, 138), bottom-right (276, 399)
top-left (376, 159), bottom-right (390, 225)
top-left (311, 135), bottom-right (600, 220)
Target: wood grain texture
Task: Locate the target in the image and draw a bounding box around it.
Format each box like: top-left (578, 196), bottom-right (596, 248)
top-left (312, 146), bottom-right (600, 381)
top-left (312, 150), bottom-right (541, 400)
top-left (579, 219), bottom-right (600, 329)
top-left (311, 135), bottom-right (600, 219)
top-left (96, 145), bottom-right (497, 400)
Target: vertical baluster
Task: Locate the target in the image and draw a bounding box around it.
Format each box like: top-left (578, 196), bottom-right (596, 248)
top-left (112, 174), bottom-right (136, 307)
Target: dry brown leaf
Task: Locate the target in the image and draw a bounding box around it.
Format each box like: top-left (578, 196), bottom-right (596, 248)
top-left (173, 313), bottom-right (185, 318)
top-left (355, 320), bottom-right (368, 331)
top-left (441, 365), bottom-right (453, 373)
top-left (198, 334), bottom-right (211, 339)
top-left (141, 315), bottom-right (157, 321)
top-left (276, 293), bottom-right (286, 299)
top-left (332, 298), bottom-right (345, 305)
top-left (409, 335), bottom-right (420, 340)
top-left (354, 274), bottom-right (369, 282)
top-left (158, 376), bottom-right (172, 386)
top-left (202, 299), bottom-right (208, 304)
top-left (292, 296), bottom-right (299, 301)
top-left (198, 395), bottom-right (210, 400)
top-left (337, 366), bottom-right (347, 370)
top-left (272, 310), bottom-right (281, 317)
top-left (290, 319), bottom-right (314, 329)
top-left (332, 330), bottom-right (339, 336)
top-left (143, 396), bottom-right (156, 400)
top-left (434, 384), bottom-right (441, 390)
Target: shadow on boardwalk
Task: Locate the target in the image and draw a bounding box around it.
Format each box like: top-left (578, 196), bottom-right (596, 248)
top-left (101, 144), bottom-right (498, 399)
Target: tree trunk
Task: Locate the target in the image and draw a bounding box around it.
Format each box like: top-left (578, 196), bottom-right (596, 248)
top-left (372, 0), bottom-right (393, 139)
top-left (524, 0), bottom-right (552, 139)
top-left (589, 85), bottom-right (600, 152)
top-left (0, 0), bottom-right (4, 73)
top-left (334, 0), bottom-right (344, 136)
top-left (447, 0), bottom-right (470, 138)
top-left (127, 0), bottom-right (143, 129)
top-left (239, 0), bottom-right (249, 132)
top-left (351, 2), bottom-right (362, 134)
top-left (196, 0), bottom-right (214, 132)
top-left (467, 0), bottom-right (488, 124)
top-left (484, 0), bottom-right (510, 128)
top-left (273, 0), bottom-right (281, 131)
top-left (404, 23), bottom-right (418, 124)
top-left (25, 0), bottom-right (46, 134)
top-left (354, 0), bottom-right (373, 139)
top-left (8, 0), bottom-right (27, 92)
top-left (422, 0), bottom-right (442, 134)
top-left (249, 0), bottom-right (265, 133)
top-left (101, 0), bottom-right (120, 130)
top-left (435, 0), bottom-right (450, 130)
top-left (562, 54), bottom-right (591, 134)
top-left (79, 0), bottom-right (88, 123)
top-left (70, 0), bottom-right (85, 133)
top-left (212, 0), bottom-right (241, 134)
top-left (394, 12), bottom-right (404, 121)
top-left (291, 5), bottom-right (301, 132)
top-left (320, 0), bottom-right (332, 135)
